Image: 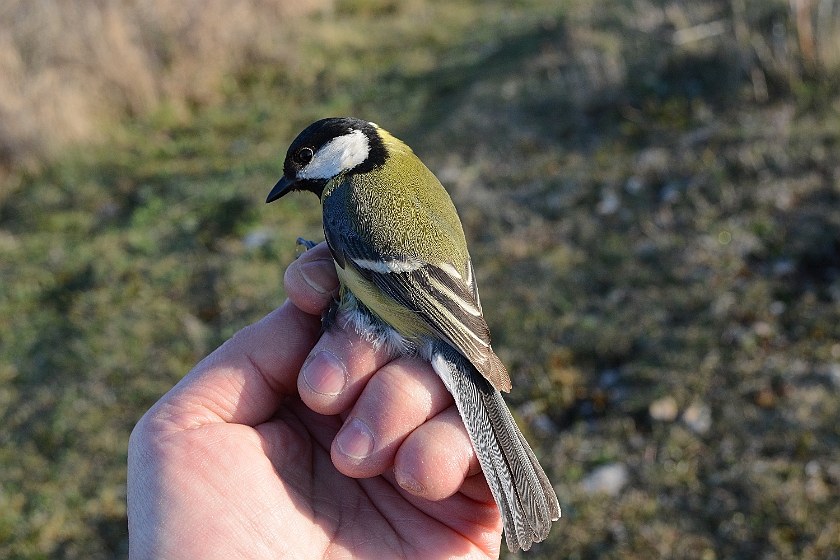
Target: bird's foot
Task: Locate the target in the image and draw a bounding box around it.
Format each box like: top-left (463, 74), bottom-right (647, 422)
top-left (321, 298), bottom-right (340, 335)
top-left (295, 237), bottom-right (319, 259)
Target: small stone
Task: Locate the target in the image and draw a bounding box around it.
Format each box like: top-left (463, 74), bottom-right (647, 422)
top-left (828, 363), bottom-right (840, 388)
top-left (243, 229), bottom-right (271, 249)
top-left (683, 402), bottom-right (712, 434)
top-left (753, 321), bottom-right (773, 338)
top-left (581, 463), bottom-right (629, 496)
top-left (660, 183), bottom-right (680, 203)
top-left (754, 387), bottom-right (776, 408)
top-left (825, 462), bottom-right (840, 484)
top-left (806, 478), bottom-right (829, 502)
top-left (772, 259), bottom-right (795, 276)
top-left (599, 368), bottom-right (621, 388)
top-left (625, 176), bottom-right (644, 194)
top-left (597, 190), bottom-right (620, 215)
top-left (531, 413), bottom-right (557, 436)
top-left (649, 396), bottom-right (679, 421)
top-left (517, 402), bottom-right (557, 436)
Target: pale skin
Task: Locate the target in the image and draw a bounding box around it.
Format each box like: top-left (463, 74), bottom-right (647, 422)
top-left (127, 242), bottom-right (503, 559)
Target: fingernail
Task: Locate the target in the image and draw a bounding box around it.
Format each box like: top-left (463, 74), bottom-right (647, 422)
top-left (336, 417), bottom-right (374, 459)
top-left (302, 351), bottom-right (347, 395)
top-left (395, 466), bottom-right (426, 495)
top-left (299, 260), bottom-right (336, 294)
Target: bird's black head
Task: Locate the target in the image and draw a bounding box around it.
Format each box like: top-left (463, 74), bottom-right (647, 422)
top-left (266, 117), bottom-right (387, 202)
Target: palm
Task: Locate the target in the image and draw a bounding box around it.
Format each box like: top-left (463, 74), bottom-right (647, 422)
top-left (272, 401), bottom-right (498, 558)
top-left (142, 396), bottom-right (497, 559)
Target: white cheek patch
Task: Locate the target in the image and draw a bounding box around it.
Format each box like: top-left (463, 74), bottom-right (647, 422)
top-left (298, 129), bottom-right (370, 180)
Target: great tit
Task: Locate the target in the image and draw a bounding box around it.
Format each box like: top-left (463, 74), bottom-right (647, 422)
top-left (267, 117), bottom-right (560, 552)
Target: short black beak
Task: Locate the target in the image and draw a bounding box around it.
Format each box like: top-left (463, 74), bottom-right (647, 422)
top-left (266, 176), bottom-right (295, 203)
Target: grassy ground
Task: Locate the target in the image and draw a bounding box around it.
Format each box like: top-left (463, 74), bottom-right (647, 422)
top-left (2, 0), bottom-right (840, 558)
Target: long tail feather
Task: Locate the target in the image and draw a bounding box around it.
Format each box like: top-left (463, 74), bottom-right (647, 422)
top-left (430, 343), bottom-right (560, 552)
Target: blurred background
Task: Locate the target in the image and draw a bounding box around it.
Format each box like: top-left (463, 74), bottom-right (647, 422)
top-left (1, 0), bottom-right (839, 557)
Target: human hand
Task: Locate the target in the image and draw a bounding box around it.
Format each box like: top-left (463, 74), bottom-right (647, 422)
top-left (127, 242), bottom-right (503, 559)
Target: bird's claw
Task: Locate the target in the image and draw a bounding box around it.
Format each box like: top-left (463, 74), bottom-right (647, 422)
top-left (295, 238), bottom-right (319, 259)
top-left (321, 299), bottom-right (340, 335)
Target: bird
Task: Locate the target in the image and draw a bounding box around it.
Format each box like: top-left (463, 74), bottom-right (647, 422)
top-left (266, 117), bottom-right (560, 552)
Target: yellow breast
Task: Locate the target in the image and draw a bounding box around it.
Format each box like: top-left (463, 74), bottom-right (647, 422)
top-left (336, 263), bottom-right (434, 341)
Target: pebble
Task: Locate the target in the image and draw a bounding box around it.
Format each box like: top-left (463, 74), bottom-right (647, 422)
top-left (683, 402), bottom-right (712, 434)
top-left (649, 396), bottom-right (679, 421)
top-left (597, 190), bottom-right (620, 215)
top-left (829, 364), bottom-right (840, 388)
top-left (581, 463), bottom-right (629, 496)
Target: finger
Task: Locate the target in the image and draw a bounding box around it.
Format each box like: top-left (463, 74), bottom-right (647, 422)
top-left (393, 405), bottom-right (483, 501)
top-left (330, 356), bottom-right (455, 478)
top-left (297, 312), bottom-right (394, 417)
top-left (457, 472), bottom-right (496, 504)
top-left (284, 242), bottom-right (339, 315)
top-left (141, 300), bottom-right (320, 431)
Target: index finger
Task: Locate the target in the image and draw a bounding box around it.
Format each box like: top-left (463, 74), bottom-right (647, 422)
top-left (284, 242), bottom-right (339, 315)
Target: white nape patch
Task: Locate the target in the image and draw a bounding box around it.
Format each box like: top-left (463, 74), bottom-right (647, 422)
top-left (351, 257), bottom-right (424, 274)
top-left (298, 129), bottom-right (370, 180)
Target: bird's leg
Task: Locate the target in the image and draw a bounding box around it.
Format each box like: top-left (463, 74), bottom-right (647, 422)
top-left (295, 237), bottom-right (319, 258)
top-left (297, 237), bottom-right (319, 249)
top-left (321, 298), bottom-right (340, 334)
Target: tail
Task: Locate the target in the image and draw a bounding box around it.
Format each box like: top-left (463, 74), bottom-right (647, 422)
top-left (430, 343), bottom-right (560, 552)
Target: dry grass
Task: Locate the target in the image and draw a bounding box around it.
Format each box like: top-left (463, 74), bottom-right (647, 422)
top-left (0, 0), bottom-right (330, 169)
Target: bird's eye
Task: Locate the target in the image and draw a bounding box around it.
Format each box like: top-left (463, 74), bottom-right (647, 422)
top-left (297, 147), bottom-right (314, 164)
